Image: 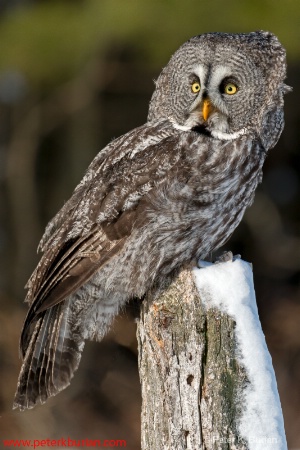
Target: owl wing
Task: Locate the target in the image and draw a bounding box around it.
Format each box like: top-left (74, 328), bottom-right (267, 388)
top-left (20, 120), bottom-right (183, 355)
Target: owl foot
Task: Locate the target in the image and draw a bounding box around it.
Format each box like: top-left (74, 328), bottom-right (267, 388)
top-left (214, 251), bottom-right (241, 264)
top-left (197, 252), bottom-right (241, 269)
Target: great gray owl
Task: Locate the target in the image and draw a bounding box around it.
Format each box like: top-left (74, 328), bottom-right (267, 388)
top-left (14, 31), bottom-right (290, 410)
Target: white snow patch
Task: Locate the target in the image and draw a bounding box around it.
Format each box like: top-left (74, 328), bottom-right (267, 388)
top-left (193, 259), bottom-right (287, 450)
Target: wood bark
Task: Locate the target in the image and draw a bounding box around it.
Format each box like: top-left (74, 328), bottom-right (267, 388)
top-left (137, 266), bottom-right (248, 450)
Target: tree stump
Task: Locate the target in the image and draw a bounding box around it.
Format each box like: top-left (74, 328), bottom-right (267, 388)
top-left (137, 260), bottom-right (287, 450)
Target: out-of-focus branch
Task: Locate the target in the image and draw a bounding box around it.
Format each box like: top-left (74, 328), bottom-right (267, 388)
top-left (5, 59), bottom-right (110, 294)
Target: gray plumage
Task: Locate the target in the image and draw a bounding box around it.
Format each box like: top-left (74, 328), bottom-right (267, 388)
top-left (14, 31), bottom-right (290, 410)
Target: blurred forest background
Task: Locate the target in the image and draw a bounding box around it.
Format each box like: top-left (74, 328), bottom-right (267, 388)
top-left (0, 0), bottom-right (299, 448)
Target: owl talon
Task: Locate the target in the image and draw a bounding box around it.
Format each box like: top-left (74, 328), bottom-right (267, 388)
top-left (214, 251), bottom-right (234, 264)
top-left (197, 260), bottom-right (213, 268)
top-left (214, 252), bottom-right (242, 264)
top-left (197, 252), bottom-right (241, 268)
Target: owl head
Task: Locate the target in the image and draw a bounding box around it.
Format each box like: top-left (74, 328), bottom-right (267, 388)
top-left (148, 31), bottom-right (291, 144)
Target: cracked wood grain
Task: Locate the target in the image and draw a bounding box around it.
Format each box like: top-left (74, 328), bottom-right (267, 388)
top-left (137, 267), bottom-right (248, 450)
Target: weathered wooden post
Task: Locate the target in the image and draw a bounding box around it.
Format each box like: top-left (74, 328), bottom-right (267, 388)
top-left (137, 259), bottom-right (287, 450)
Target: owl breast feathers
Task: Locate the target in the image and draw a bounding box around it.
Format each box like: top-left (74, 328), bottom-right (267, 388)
top-left (14, 31), bottom-right (290, 410)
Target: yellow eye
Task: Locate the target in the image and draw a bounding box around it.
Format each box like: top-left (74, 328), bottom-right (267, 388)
top-left (224, 83), bottom-right (237, 95)
top-left (191, 82), bottom-right (201, 93)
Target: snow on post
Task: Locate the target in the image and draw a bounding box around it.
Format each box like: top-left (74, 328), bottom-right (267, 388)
top-left (193, 259), bottom-right (287, 450)
top-left (137, 259), bottom-right (287, 450)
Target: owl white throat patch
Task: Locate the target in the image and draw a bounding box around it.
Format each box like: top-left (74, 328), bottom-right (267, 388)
top-left (169, 118), bottom-right (247, 141)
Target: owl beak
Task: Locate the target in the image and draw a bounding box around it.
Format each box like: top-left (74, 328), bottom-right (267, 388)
top-left (202, 99), bottom-right (211, 122)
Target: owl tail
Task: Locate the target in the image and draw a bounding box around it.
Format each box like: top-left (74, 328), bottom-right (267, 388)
top-left (13, 299), bottom-right (84, 410)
